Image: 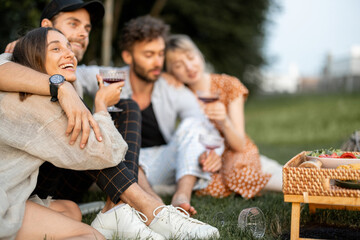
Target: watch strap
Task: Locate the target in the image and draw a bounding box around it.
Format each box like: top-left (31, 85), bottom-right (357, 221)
top-left (50, 84), bottom-right (59, 102)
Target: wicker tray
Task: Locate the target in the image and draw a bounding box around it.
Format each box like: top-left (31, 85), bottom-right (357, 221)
top-left (282, 151), bottom-right (360, 197)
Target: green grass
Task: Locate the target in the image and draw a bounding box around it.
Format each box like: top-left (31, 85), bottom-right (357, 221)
top-left (245, 93), bottom-right (360, 164)
top-left (83, 93), bottom-right (360, 239)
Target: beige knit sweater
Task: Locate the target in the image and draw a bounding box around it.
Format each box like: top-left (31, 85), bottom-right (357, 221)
top-left (0, 92), bottom-right (127, 239)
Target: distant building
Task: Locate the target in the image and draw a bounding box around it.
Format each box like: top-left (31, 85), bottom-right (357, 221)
top-left (261, 63), bottom-right (300, 93)
top-left (298, 76), bottom-right (320, 92)
top-left (319, 46), bottom-right (360, 92)
top-left (261, 46), bottom-right (360, 93)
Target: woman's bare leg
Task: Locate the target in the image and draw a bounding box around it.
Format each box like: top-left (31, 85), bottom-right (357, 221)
top-left (16, 201), bottom-right (105, 240)
top-left (49, 199), bottom-right (82, 221)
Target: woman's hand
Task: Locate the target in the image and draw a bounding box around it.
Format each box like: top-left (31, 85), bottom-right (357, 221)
top-left (198, 150), bottom-right (222, 173)
top-left (202, 101), bottom-right (227, 127)
top-left (94, 74), bottom-right (124, 112)
top-left (58, 81), bottom-right (103, 149)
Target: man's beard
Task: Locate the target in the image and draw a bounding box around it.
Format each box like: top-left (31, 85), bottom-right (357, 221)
top-left (73, 49), bottom-right (84, 62)
top-left (68, 38), bottom-right (86, 62)
top-left (133, 60), bottom-right (160, 83)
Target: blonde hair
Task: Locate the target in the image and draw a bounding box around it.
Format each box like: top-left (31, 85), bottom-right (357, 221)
top-left (165, 34), bottom-right (206, 72)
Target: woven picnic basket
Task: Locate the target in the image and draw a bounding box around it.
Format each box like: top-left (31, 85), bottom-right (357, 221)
top-left (282, 151), bottom-right (360, 198)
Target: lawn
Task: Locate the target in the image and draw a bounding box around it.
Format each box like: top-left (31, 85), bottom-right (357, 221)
top-left (246, 93), bottom-right (360, 165)
top-left (83, 92), bottom-right (360, 239)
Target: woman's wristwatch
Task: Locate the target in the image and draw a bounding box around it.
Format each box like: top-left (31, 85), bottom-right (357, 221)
top-left (49, 74), bottom-right (65, 102)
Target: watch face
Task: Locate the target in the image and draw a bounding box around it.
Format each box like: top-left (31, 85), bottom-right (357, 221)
top-left (50, 74), bottom-right (65, 84)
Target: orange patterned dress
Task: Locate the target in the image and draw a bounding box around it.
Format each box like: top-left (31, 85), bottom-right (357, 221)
top-left (195, 74), bottom-right (271, 199)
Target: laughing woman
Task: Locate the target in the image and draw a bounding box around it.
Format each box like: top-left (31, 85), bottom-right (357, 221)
top-left (164, 34), bottom-right (283, 199)
top-left (0, 27), bottom-right (126, 240)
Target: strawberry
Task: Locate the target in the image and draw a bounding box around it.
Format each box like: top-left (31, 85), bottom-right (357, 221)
top-left (340, 152), bottom-right (357, 159)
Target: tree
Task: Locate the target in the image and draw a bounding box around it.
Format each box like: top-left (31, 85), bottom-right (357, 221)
top-left (0, 0), bottom-right (47, 49)
top-left (91, 0), bottom-right (275, 93)
top-left (0, 0), bottom-right (275, 93)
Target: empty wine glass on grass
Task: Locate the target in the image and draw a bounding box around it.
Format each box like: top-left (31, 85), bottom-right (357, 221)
top-left (99, 69), bottom-right (125, 112)
top-left (238, 207), bottom-right (266, 238)
top-left (212, 211), bottom-right (225, 227)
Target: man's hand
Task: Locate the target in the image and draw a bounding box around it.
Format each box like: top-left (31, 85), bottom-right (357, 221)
top-left (58, 82), bottom-right (102, 148)
top-left (198, 150), bottom-right (222, 173)
top-left (4, 40), bottom-right (18, 53)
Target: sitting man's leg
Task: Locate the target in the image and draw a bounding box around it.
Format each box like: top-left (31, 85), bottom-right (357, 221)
top-left (90, 102), bottom-right (219, 239)
top-left (89, 99), bottom-right (144, 209)
top-left (32, 162), bottom-right (93, 203)
top-left (86, 99), bottom-right (162, 239)
top-left (32, 99), bottom-right (141, 204)
top-left (172, 175), bottom-right (198, 215)
top-left (138, 117), bottom-right (212, 215)
top-left (173, 118), bottom-right (212, 215)
top-left (90, 109), bottom-right (220, 239)
top-left (91, 179), bottom-right (220, 239)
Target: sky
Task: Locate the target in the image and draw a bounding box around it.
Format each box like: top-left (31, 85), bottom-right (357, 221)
top-left (264, 0), bottom-right (360, 76)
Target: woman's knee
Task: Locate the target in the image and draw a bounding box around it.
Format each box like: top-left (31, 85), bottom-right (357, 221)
top-left (63, 200), bottom-right (82, 221)
top-left (50, 200), bottom-right (82, 221)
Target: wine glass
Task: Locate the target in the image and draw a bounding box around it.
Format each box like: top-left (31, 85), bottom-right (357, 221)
top-left (199, 133), bottom-right (224, 153)
top-left (196, 90), bottom-right (220, 103)
top-left (196, 90), bottom-right (220, 131)
top-left (99, 69), bottom-right (125, 112)
top-left (213, 211), bottom-right (225, 227)
top-left (238, 207), bottom-right (266, 238)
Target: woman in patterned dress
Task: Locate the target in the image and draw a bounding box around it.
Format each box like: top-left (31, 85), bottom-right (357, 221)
top-left (164, 34), bottom-right (283, 199)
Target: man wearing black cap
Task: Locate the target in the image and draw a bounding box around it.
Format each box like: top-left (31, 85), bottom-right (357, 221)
top-left (39, 0), bottom-right (104, 63)
top-left (0, 1), bottom-right (172, 239)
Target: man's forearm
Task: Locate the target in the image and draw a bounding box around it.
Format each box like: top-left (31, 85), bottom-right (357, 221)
top-left (0, 62), bottom-right (50, 95)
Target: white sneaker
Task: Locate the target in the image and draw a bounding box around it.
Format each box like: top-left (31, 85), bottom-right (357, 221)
top-left (149, 205), bottom-right (220, 239)
top-left (91, 204), bottom-right (165, 240)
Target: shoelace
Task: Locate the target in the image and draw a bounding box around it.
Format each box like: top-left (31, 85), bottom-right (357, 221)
top-left (152, 205), bottom-right (204, 226)
top-left (131, 207), bottom-right (149, 223)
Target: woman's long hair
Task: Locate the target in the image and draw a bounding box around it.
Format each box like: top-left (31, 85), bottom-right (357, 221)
top-left (11, 27), bottom-right (62, 101)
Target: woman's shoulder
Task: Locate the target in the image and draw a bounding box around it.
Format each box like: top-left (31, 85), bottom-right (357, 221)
top-left (211, 73), bottom-right (248, 94)
top-left (211, 73), bottom-right (239, 82)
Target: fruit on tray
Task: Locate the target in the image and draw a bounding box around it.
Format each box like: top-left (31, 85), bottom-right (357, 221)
top-left (307, 149), bottom-right (360, 159)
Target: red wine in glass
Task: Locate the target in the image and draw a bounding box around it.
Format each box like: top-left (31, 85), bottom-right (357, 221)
top-left (103, 78), bottom-right (125, 84)
top-left (99, 69), bottom-right (126, 112)
top-left (198, 96), bottom-right (219, 103)
top-left (196, 90), bottom-right (220, 103)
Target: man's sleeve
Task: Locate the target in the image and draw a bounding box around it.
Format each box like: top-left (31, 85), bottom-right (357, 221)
top-left (0, 53), bottom-right (12, 66)
top-left (177, 86), bottom-right (204, 119)
top-left (76, 65), bottom-right (100, 98)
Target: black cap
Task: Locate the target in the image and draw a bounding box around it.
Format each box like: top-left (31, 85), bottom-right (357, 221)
top-left (40, 0), bottom-right (104, 26)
